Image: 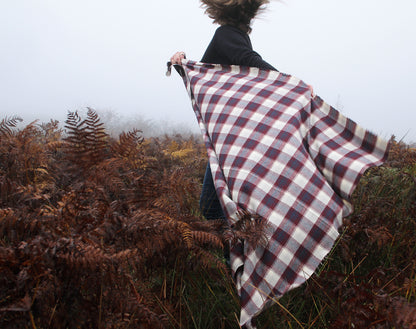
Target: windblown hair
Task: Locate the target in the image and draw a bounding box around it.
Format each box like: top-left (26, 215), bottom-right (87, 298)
top-left (200, 0), bottom-right (269, 33)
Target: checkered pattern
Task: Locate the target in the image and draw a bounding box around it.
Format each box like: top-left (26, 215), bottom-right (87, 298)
top-left (172, 60), bottom-right (390, 327)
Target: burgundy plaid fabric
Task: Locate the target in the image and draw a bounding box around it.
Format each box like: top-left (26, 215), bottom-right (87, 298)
top-left (171, 60), bottom-right (389, 327)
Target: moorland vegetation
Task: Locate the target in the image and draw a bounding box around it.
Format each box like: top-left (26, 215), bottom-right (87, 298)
top-left (0, 111), bottom-right (415, 328)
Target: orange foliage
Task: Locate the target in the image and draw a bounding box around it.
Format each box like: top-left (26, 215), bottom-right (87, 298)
top-left (0, 110), bottom-right (226, 328)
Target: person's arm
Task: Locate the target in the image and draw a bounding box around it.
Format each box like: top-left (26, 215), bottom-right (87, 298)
top-left (214, 26), bottom-right (278, 71)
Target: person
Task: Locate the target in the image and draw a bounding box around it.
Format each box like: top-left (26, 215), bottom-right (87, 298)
top-left (171, 0), bottom-right (275, 223)
top-left (169, 1), bottom-right (389, 328)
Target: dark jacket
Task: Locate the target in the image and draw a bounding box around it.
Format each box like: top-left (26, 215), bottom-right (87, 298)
top-left (201, 25), bottom-right (277, 71)
top-left (198, 25), bottom-right (277, 222)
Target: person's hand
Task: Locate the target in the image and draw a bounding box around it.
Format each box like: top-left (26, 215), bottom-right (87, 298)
top-left (308, 84), bottom-right (315, 98)
top-left (170, 51), bottom-right (186, 65)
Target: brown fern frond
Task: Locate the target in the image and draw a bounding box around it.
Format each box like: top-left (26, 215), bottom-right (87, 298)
top-left (173, 219), bottom-right (193, 249)
top-left (56, 241), bottom-right (114, 272)
top-left (0, 294), bottom-right (31, 312)
top-left (191, 231), bottom-right (223, 249)
top-left (0, 120), bottom-right (55, 199)
top-left (0, 116), bottom-right (22, 137)
top-left (0, 208), bottom-right (42, 242)
top-left (120, 210), bottom-right (186, 249)
top-left (63, 109), bottom-right (109, 171)
top-left (66, 110), bottom-right (82, 126)
top-left (38, 119), bottom-right (62, 142)
top-left (128, 277), bottom-right (169, 329)
top-left (111, 248), bottom-right (143, 265)
top-left (365, 225), bottom-right (393, 248)
top-left (193, 247), bottom-right (228, 274)
top-left (88, 157), bottom-right (134, 201)
top-left (45, 140), bottom-right (64, 152)
top-left (0, 245), bottom-right (18, 268)
top-left (386, 136), bottom-right (416, 168)
top-left (151, 167), bottom-right (201, 216)
top-left (387, 297), bottom-right (416, 329)
top-left (111, 129), bottom-right (144, 162)
top-left (231, 209), bottom-right (270, 248)
top-left (82, 108), bottom-right (109, 162)
top-left (189, 217), bottom-right (227, 233)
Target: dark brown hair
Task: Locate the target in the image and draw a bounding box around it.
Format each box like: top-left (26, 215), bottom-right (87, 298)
top-left (200, 0), bottom-right (270, 33)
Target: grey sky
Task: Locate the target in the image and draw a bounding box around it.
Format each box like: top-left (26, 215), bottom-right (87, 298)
top-left (1, 0), bottom-right (415, 142)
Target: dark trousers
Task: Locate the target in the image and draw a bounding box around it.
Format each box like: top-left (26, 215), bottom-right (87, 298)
top-left (199, 163), bottom-right (225, 220)
top-left (200, 163), bottom-right (229, 262)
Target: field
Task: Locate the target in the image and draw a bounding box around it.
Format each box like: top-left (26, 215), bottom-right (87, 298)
top-left (1, 111), bottom-right (415, 328)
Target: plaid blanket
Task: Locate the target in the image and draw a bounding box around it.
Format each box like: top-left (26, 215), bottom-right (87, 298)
top-left (168, 60), bottom-right (390, 327)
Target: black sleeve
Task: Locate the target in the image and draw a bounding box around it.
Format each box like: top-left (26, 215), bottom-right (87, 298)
top-left (215, 26), bottom-right (278, 71)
